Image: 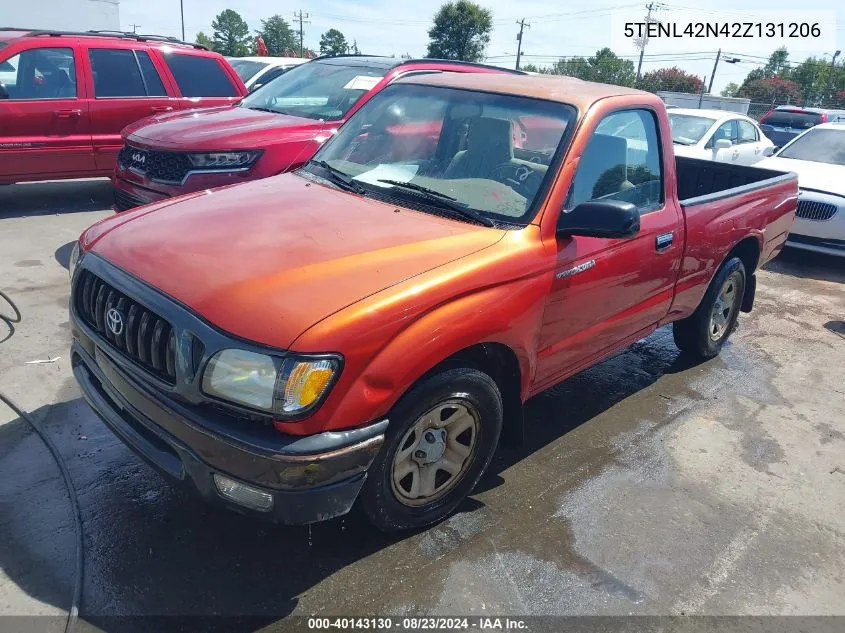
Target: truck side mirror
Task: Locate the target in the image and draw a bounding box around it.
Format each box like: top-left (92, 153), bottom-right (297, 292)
top-left (557, 200), bottom-right (640, 239)
top-left (714, 138), bottom-right (733, 150)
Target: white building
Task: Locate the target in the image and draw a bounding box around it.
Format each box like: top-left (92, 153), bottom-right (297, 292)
top-left (2, 0), bottom-right (120, 32)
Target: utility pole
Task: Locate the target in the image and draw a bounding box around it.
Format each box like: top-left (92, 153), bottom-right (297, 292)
top-left (515, 19), bottom-right (530, 71)
top-left (179, 0), bottom-right (185, 41)
top-left (707, 48), bottom-right (721, 94)
top-left (294, 10), bottom-right (310, 57)
top-left (635, 2), bottom-right (664, 84)
top-left (129, 23), bottom-right (141, 34)
top-left (827, 50), bottom-right (842, 103)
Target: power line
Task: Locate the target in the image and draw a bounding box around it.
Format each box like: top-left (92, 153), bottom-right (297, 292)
top-left (635, 2), bottom-right (668, 83)
top-left (515, 19), bottom-right (530, 71)
top-left (293, 10), bottom-right (310, 57)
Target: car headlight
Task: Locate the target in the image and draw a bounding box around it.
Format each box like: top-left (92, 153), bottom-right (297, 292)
top-left (187, 151), bottom-right (261, 169)
top-left (201, 349), bottom-right (340, 417)
top-left (68, 240), bottom-right (82, 278)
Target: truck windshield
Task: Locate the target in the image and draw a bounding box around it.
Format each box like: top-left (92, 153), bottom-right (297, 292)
top-left (777, 129), bottom-right (845, 165)
top-left (668, 114), bottom-right (716, 145)
top-left (240, 59), bottom-right (387, 121)
top-left (306, 83), bottom-right (575, 226)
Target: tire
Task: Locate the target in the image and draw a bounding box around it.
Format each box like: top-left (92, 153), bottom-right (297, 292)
top-left (673, 256), bottom-right (746, 359)
top-left (361, 367), bottom-right (503, 533)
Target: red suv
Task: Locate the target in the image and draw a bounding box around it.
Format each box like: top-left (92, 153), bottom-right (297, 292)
top-left (0, 29), bottom-right (246, 185)
top-left (111, 55), bottom-right (520, 210)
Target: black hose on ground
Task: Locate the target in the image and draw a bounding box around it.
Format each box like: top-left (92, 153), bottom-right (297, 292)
top-left (0, 290), bottom-right (82, 633)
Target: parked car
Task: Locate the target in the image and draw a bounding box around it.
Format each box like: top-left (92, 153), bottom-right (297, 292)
top-left (758, 106), bottom-right (845, 148)
top-left (111, 55), bottom-right (521, 211)
top-left (226, 56), bottom-right (308, 92)
top-left (70, 73), bottom-right (797, 531)
top-left (0, 28), bottom-right (247, 185)
top-left (755, 122), bottom-right (845, 257)
top-left (669, 108), bottom-right (774, 165)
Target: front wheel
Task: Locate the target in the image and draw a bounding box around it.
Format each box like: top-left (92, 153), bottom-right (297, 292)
top-left (361, 368), bottom-right (503, 532)
top-left (673, 256), bottom-right (746, 359)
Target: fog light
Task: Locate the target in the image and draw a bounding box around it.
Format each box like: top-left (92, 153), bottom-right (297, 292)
top-left (213, 473), bottom-right (274, 512)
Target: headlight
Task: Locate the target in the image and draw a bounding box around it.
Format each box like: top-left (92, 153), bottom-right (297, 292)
top-left (187, 151), bottom-right (260, 169)
top-left (68, 240), bottom-right (82, 278)
top-left (201, 349), bottom-right (340, 417)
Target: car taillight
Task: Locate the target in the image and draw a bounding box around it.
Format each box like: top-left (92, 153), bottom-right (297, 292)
top-left (819, 113), bottom-right (828, 123)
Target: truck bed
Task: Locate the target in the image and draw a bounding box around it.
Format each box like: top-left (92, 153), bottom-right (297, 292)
top-left (675, 156), bottom-right (794, 207)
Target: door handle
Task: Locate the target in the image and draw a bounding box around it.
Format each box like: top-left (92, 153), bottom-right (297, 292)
top-left (55, 109), bottom-right (82, 118)
top-left (656, 232), bottom-right (673, 251)
top-left (150, 106), bottom-right (174, 113)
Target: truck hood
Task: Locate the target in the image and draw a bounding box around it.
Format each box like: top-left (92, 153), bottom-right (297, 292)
top-left (756, 156), bottom-right (845, 197)
top-left (124, 105), bottom-right (326, 151)
top-left (84, 174), bottom-right (504, 349)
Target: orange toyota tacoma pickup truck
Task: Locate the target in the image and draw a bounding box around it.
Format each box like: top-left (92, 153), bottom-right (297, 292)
top-left (69, 73), bottom-right (797, 531)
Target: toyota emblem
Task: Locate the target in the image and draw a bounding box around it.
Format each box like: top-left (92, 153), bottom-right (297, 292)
top-left (106, 308), bottom-right (124, 336)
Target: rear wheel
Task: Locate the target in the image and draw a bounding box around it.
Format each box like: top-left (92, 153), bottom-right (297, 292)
top-left (361, 368), bottom-right (502, 532)
top-left (673, 257), bottom-right (746, 359)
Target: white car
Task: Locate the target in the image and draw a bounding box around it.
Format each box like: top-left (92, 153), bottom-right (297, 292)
top-left (669, 108), bottom-right (774, 165)
top-left (226, 56), bottom-right (308, 92)
top-left (756, 122), bottom-right (845, 258)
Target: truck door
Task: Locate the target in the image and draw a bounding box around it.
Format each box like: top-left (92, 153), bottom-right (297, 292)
top-left (84, 46), bottom-right (178, 172)
top-left (535, 108), bottom-right (683, 388)
top-left (0, 43), bottom-right (94, 183)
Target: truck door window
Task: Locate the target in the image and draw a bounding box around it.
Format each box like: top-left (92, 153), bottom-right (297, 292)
top-left (89, 48), bottom-right (166, 97)
top-left (565, 109), bottom-right (663, 215)
top-left (162, 53), bottom-right (239, 97)
top-left (0, 47), bottom-right (76, 99)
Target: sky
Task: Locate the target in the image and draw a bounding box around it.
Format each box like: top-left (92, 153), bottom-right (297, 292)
top-left (118, 0), bottom-right (845, 93)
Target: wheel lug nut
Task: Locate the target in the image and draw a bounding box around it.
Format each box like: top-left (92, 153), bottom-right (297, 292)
top-left (425, 431), bottom-right (435, 443)
top-left (415, 450), bottom-right (426, 459)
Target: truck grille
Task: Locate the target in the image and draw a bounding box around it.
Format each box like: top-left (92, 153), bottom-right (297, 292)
top-left (113, 187), bottom-right (149, 212)
top-left (118, 145), bottom-right (193, 184)
top-left (74, 270), bottom-right (177, 383)
top-left (796, 199), bottom-right (838, 222)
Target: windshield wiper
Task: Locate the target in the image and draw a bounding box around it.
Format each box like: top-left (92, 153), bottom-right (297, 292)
top-left (308, 160), bottom-right (365, 194)
top-left (245, 106), bottom-right (278, 113)
top-left (376, 179), bottom-right (496, 227)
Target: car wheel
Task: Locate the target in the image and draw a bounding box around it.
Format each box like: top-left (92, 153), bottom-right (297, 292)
top-left (361, 367), bottom-right (503, 532)
top-left (673, 256), bottom-right (746, 359)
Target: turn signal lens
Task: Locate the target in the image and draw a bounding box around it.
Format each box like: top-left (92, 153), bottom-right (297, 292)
top-left (282, 360), bottom-right (336, 413)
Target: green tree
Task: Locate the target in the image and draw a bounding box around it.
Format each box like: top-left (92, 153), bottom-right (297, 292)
top-left (737, 76), bottom-right (802, 103)
top-left (764, 47), bottom-right (790, 77)
top-left (350, 39), bottom-right (362, 55)
top-left (319, 28), bottom-right (350, 56)
top-left (195, 31), bottom-right (214, 50)
top-left (257, 15), bottom-right (296, 57)
top-left (212, 9), bottom-right (250, 57)
top-left (549, 48), bottom-right (635, 87)
top-left (721, 82), bottom-right (739, 97)
top-left (639, 67), bottom-right (704, 94)
top-left (426, 0), bottom-right (493, 62)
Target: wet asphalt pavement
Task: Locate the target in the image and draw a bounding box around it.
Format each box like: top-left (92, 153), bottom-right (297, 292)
top-left (1, 180), bottom-right (844, 629)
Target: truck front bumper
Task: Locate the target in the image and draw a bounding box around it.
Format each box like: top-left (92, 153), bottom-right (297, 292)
top-left (71, 341), bottom-right (387, 524)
